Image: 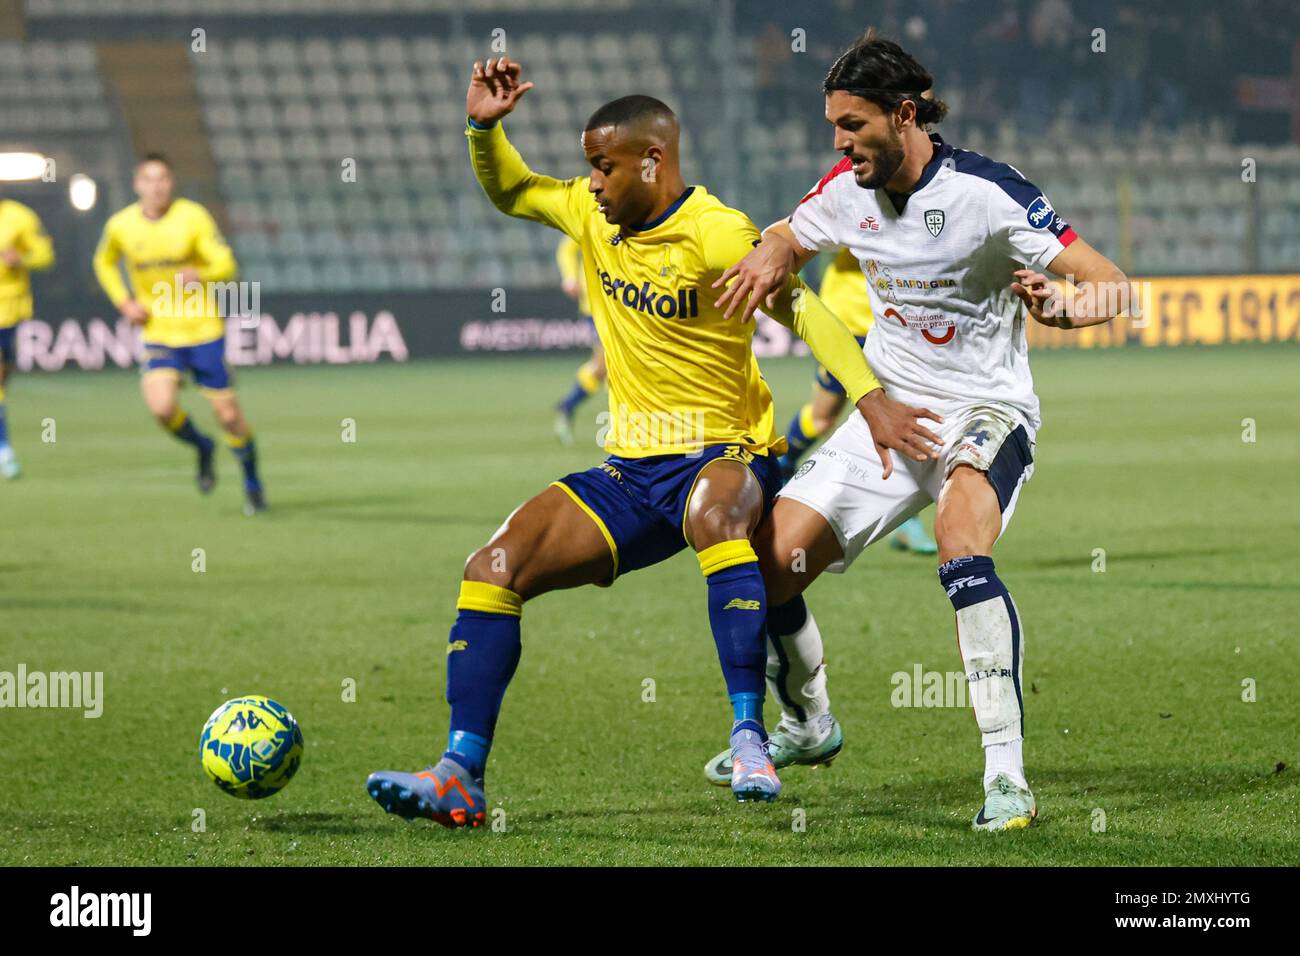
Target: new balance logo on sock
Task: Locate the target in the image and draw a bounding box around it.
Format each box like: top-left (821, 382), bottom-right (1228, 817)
top-left (447, 640), bottom-right (468, 654)
top-left (723, 598), bottom-right (761, 611)
top-left (944, 575), bottom-right (988, 598)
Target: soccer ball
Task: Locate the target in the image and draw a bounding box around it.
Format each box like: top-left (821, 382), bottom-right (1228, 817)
top-left (199, 695), bottom-right (303, 799)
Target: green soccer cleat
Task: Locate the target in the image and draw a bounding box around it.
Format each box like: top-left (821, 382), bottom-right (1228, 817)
top-left (704, 714), bottom-right (843, 786)
top-left (889, 516), bottom-right (937, 554)
top-left (243, 484), bottom-right (268, 516)
top-left (972, 773), bottom-right (1037, 832)
top-left (0, 445), bottom-right (21, 480)
top-left (553, 409), bottom-right (575, 447)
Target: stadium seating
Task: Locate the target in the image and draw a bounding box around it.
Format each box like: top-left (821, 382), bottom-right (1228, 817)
top-left (14, 2), bottom-right (1292, 293)
top-left (0, 40), bottom-right (111, 133)
top-left (181, 28), bottom-right (1300, 292)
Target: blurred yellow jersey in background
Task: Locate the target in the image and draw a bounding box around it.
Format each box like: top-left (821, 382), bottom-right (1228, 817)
top-left (555, 235), bottom-right (591, 316)
top-left (93, 197), bottom-right (238, 348)
top-left (816, 247), bottom-right (873, 338)
top-left (0, 199), bottom-right (55, 328)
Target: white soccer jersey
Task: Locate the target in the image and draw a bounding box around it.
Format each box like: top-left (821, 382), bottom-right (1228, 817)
top-left (789, 133), bottom-right (1079, 431)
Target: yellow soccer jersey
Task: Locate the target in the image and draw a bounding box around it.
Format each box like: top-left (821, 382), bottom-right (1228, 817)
top-left (555, 235), bottom-right (591, 316)
top-left (0, 199), bottom-right (55, 328)
top-left (818, 247), bottom-right (874, 337)
top-left (93, 197), bottom-right (237, 348)
top-left (468, 121), bottom-right (879, 459)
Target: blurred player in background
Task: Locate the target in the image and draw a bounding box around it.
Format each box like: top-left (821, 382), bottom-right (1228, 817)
top-left (708, 33), bottom-right (1131, 830)
top-left (778, 247), bottom-right (937, 555)
top-left (552, 235), bottom-right (606, 445)
top-left (367, 57), bottom-right (937, 828)
top-left (93, 154), bottom-right (266, 514)
top-left (0, 196), bottom-right (54, 479)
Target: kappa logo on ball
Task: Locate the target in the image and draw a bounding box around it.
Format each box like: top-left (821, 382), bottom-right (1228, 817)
top-left (924, 209), bottom-right (945, 237)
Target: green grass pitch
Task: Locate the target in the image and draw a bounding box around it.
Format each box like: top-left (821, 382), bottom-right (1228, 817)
top-left (1, 345), bottom-right (1296, 866)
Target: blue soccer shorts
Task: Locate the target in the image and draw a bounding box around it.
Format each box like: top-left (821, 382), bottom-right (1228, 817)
top-left (553, 443), bottom-right (783, 584)
top-left (141, 336), bottom-right (232, 393)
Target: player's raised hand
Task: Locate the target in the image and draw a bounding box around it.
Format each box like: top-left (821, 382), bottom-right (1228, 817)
top-left (713, 234), bottom-right (798, 322)
top-left (467, 56), bottom-right (535, 126)
top-left (854, 388), bottom-right (944, 480)
top-left (1011, 268), bottom-right (1071, 329)
top-left (120, 298), bottom-right (149, 325)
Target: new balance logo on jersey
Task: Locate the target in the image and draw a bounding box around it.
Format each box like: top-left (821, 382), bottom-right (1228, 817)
top-left (723, 598), bottom-right (761, 611)
top-left (944, 574), bottom-right (989, 598)
top-left (597, 270), bottom-right (699, 319)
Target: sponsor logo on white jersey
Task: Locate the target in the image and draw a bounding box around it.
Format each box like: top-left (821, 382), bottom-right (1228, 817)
top-left (1026, 195), bottom-right (1054, 229)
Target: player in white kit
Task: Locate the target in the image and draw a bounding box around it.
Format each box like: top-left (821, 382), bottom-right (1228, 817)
top-left (705, 32), bottom-right (1133, 830)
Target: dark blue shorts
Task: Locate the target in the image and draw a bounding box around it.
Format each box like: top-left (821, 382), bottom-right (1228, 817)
top-left (142, 337), bottom-right (232, 392)
top-left (814, 335), bottom-right (868, 396)
top-left (0, 326), bottom-right (16, 365)
top-left (553, 443), bottom-right (783, 583)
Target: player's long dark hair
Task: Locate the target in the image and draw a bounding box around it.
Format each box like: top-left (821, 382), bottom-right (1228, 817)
top-left (823, 30), bottom-right (948, 128)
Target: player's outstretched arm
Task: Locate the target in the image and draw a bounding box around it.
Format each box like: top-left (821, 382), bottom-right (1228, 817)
top-left (92, 223), bottom-right (147, 324)
top-left (766, 277), bottom-right (943, 478)
top-left (713, 219), bottom-right (817, 323)
top-left (463, 57), bottom-right (586, 238)
top-left (91, 225), bottom-right (128, 307)
top-left (16, 208), bottom-right (54, 272)
top-left (1012, 238), bottom-right (1133, 330)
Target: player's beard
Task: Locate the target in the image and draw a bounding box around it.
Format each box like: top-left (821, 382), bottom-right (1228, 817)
top-left (853, 127), bottom-right (906, 191)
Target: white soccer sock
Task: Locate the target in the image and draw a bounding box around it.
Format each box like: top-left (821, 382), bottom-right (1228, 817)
top-left (984, 737), bottom-right (1027, 791)
top-left (766, 605), bottom-right (831, 732)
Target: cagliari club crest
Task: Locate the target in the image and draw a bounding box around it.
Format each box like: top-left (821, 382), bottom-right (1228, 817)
top-left (924, 209), bottom-right (945, 237)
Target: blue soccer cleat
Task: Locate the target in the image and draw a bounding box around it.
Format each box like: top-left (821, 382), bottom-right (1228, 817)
top-left (705, 713), bottom-right (843, 785)
top-left (730, 724), bottom-right (781, 803)
top-left (366, 756), bottom-right (487, 829)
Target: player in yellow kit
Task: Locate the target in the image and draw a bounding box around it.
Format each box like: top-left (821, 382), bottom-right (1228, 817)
top-left (0, 197), bottom-right (55, 479)
top-left (777, 247), bottom-right (936, 554)
top-left (366, 57), bottom-right (939, 827)
top-left (551, 235), bottom-right (606, 445)
top-left (93, 154), bottom-right (265, 514)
